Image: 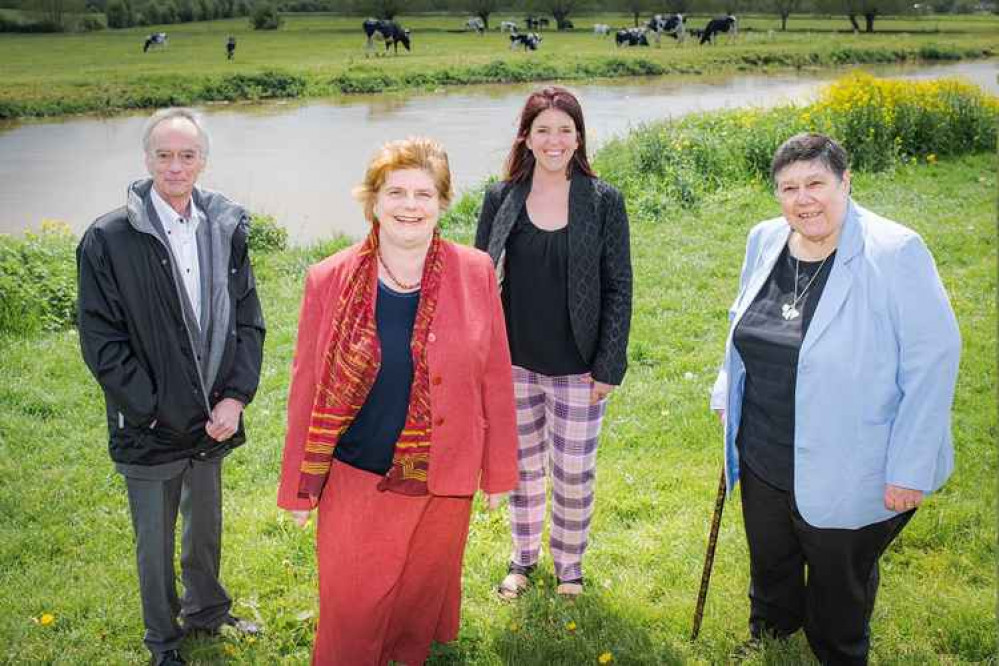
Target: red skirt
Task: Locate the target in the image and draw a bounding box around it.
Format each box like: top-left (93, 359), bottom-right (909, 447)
top-left (313, 459), bottom-right (473, 666)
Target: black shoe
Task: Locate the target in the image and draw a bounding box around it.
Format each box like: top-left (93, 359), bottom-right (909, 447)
top-left (150, 649), bottom-right (186, 666)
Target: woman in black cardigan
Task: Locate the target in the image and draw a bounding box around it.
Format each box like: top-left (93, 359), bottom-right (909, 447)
top-left (475, 86), bottom-right (632, 598)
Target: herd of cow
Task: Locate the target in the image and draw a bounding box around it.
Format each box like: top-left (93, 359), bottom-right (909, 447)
top-left (143, 14), bottom-right (738, 57)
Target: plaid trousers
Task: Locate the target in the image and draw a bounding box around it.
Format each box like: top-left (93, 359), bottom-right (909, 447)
top-left (508, 365), bottom-right (607, 583)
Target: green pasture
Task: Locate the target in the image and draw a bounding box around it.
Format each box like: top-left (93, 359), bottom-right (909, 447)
top-left (0, 137), bottom-right (995, 664)
top-left (0, 13), bottom-right (996, 117)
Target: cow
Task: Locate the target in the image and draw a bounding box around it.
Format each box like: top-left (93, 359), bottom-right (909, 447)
top-left (646, 13), bottom-right (686, 45)
top-left (225, 35), bottom-right (236, 60)
top-left (699, 15), bottom-right (738, 44)
top-left (615, 27), bottom-right (649, 47)
top-left (593, 23), bottom-right (611, 35)
top-left (500, 20), bottom-right (518, 32)
top-left (524, 15), bottom-right (549, 31)
top-left (363, 18), bottom-right (411, 55)
top-left (510, 32), bottom-right (542, 51)
top-left (143, 32), bottom-right (167, 53)
top-left (556, 18), bottom-right (573, 31)
top-left (466, 16), bottom-right (485, 34)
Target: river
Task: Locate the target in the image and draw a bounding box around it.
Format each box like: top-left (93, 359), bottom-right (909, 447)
top-left (0, 60), bottom-right (994, 243)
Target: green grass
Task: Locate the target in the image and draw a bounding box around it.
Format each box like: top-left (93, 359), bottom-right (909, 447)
top-left (0, 125), bottom-right (994, 665)
top-left (0, 13), bottom-right (996, 117)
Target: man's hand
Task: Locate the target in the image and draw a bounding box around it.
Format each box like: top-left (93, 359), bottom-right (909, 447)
top-left (288, 509), bottom-right (312, 527)
top-left (583, 377), bottom-right (616, 405)
top-left (206, 397), bottom-right (244, 442)
top-left (884, 484), bottom-right (923, 512)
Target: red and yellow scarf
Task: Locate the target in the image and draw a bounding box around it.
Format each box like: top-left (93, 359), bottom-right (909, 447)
top-left (298, 227), bottom-right (445, 499)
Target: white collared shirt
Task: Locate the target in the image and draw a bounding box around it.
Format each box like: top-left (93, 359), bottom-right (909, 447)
top-left (150, 187), bottom-right (203, 321)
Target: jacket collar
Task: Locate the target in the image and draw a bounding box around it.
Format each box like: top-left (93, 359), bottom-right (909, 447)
top-left (125, 178), bottom-right (245, 241)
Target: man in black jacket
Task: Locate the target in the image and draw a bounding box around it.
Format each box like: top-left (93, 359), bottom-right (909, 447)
top-left (76, 108), bottom-right (265, 666)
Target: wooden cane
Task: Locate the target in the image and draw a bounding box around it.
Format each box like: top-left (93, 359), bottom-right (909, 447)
top-left (690, 466), bottom-right (727, 641)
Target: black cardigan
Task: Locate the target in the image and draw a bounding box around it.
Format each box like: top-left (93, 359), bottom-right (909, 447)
top-left (474, 170), bottom-right (632, 385)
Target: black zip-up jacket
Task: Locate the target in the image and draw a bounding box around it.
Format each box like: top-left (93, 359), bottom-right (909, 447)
top-left (475, 169), bottom-right (632, 385)
top-left (77, 180), bottom-right (265, 465)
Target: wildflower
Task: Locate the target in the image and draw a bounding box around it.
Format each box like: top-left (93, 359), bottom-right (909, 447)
top-left (927, 154), bottom-right (937, 164)
top-left (38, 613), bottom-right (55, 627)
top-left (599, 652), bottom-right (614, 664)
top-left (566, 620), bottom-right (577, 632)
top-left (223, 644), bottom-right (238, 656)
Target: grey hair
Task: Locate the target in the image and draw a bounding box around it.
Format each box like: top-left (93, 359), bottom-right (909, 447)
top-left (770, 133), bottom-right (849, 184)
top-left (141, 107), bottom-right (210, 157)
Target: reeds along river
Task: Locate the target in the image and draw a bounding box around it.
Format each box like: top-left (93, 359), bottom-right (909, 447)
top-left (0, 60), bottom-right (995, 244)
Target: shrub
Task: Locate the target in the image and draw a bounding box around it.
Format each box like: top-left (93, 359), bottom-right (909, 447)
top-left (249, 2), bottom-right (282, 29)
top-left (0, 222), bottom-right (78, 337)
top-left (248, 214), bottom-right (289, 253)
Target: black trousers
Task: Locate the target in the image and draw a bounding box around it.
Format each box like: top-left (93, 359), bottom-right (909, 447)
top-left (740, 463), bottom-right (913, 666)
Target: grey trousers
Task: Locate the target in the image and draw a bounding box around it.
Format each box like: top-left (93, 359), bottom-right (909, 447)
top-left (121, 457), bottom-right (232, 655)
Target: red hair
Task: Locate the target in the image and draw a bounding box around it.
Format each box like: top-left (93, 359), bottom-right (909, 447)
top-left (503, 86), bottom-right (596, 184)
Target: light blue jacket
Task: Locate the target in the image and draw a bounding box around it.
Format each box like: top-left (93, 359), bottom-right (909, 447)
top-left (710, 201), bottom-right (960, 529)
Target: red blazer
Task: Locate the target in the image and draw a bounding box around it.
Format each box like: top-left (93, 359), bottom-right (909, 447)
top-left (278, 240), bottom-right (519, 510)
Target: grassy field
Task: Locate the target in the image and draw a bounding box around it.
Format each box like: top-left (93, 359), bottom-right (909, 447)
top-left (0, 107), bottom-right (995, 665)
top-left (0, 13), bottom-right (996, 117)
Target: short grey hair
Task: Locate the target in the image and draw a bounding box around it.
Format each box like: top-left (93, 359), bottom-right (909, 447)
top-left (141, 107), bottom-right (211, 157)
top-left (770, 133), bottom-right (849, 184)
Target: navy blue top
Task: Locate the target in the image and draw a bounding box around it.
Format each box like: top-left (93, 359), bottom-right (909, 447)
top-left (733, 245), bottom-right (835, 491)
top-left (501, 207), bottom-right (588, 376)
top-left (334, 281), bottom-right (420, 476)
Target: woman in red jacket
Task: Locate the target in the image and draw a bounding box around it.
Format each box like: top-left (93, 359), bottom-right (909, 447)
top-left (277, 137), bottom-right (518, 665)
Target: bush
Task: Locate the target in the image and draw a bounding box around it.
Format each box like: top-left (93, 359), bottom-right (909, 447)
top-left (79, 14), bottom-right (106, 30)
top-left (247, 214), bottom-right (288, 253)
top-left (249, 2), bottom-right (281, 29)
top-left (105, 0), bottom-right (133, 28)
top-left (0, 222), bottom-right (78, 337)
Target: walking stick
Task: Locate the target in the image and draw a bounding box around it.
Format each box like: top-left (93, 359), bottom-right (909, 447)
top-left (690, 466), bottom-right (727, 641)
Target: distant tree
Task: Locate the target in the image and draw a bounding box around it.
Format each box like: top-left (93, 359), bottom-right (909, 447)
top-left (105, 0), bottom-right (133, 26)
top-left (841, 0), bottom-right (905, 31)
top-left (196, 0), bottom-right (215, 18)
top-left (663, 0), bottom-right (691, 13)
top-left (234, 0), bottom-right (251, 14)
top-left (617, 0), bottom-right (651, 26)
top-left (38, 0), bottom-right (84, 28)
top-left (772, 0), bottom-right (800, 29)
top-left (143, 0), bottom-right (160, 21)
top-left (176, 0), bottom-right (195, 20)
top-left (463, 0), bottom-right (498, 28)
top-left (249, 0), bottom-right (281, 27)
top-left (534, 0), bottom-right (581, 29)
top-left (353, 0), bottom-right (402, 19)
top-left (160, 0), bottom-right (178, 22)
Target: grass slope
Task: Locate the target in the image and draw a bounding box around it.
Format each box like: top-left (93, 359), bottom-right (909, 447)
top-left (0, 146), bottom-right (994, 663)
top-left (0, 13), bottom-right (996, 117)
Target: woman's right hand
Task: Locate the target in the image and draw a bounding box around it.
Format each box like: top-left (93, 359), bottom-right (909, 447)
top-left (714, 409), bottom-right (725, 424)
top-left (288, 509), bottom-right (312, 527)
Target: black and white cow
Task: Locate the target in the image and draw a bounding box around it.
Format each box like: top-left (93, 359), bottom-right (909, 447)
top-left (524, 16), bottom-right (549, 31)
top-left (556, 18), bottom-right (573, 30)
top-left (510, 32), bottom-right (542, 51)
top-left (363, 18), bottom-right (411, 55)
top-left (646, 14), bottom-right (685, 45)
top-left (466, 17), bottom-right (485, 34)
top-left (699, 15), bottom-right (737, 44)
top-left (593, 23), bottom-right (611, 35)
top-left (615, 27), bottom-right (649, 47)
top-left (143, 32), bottom-right (168, 52)
top-left (500, 20), bottom-right (518, 33)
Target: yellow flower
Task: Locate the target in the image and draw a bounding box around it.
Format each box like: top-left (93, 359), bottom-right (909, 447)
top-left (38, 613), bottom-right (55, 627)
top-left (223, 644), bottom-right (238, 656)
top-left (599, 652), bottom-right (614, 664)
top-left (566, 620), bottom-right (577, 632)
top-left (927, 154), bottom-right (938, 164)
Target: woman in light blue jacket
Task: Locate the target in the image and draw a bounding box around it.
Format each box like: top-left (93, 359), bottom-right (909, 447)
top-left (710, 133), bottom-right (960, 665)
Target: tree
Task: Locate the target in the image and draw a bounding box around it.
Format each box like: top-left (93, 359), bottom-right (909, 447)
top-left (534, 0), bottom-right (580, 29)
top-left (772, 0), bottom-right (800, 30)
top-left (819, 0), bottom-right (905, 32)
top-left (38, 0), bottom-right (84, 28)
top-left (463, 0), bottom-right (498, 28)
top-left (105, 0), bottom-right (132, 26)
top-left (619, 0), bottom-right (651, 26)
top-left (352, 0), bottom-right (403, 19)
top-left (249, 0), bottom-right (281, 27)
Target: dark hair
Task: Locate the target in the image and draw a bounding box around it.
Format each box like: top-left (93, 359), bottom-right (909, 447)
top-left (503, 86), bottom-right (596, 183)
top-left (770, 133), bottom-right (849, 184)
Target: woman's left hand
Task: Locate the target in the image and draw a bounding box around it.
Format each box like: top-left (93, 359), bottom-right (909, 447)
top-left (484, 493), bottom-right (507, 510)
top-left (884, 484), bottom-right (924, 512)
top-left (586, 378), bottom-right (616, 404)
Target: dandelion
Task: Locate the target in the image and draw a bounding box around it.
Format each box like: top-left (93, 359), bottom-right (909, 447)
top-left (599, 652), bottom-right (614, 664)
top-left (566, 620), bottom-right (577, 632)
top-left (223, 644), bottom-right (239, 657)
top-left (38, 613), bottom-right (55, 627)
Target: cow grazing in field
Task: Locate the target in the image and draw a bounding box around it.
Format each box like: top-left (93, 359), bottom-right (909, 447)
top-left (500, 20), bottom-right (518, 32)
top-left (699, 15), bottom-right (738, 44)
top-left (524, 16), bottom-right (549, 31)
top-left (143, 32), bottom-right (167, 52)
top-left (510, 32), bottom-right (542, 51)
top-left (363, 18), bottom-right (411, 55)
top-left (466, 17), bottom-right (485, 34)
top-left (226, 35), bottom-right (236, 60)
top-left (615, 27), bottom-right (649, 47)
top-left (647, 14), bottom-right (685, 45)
top-left (593, 23), bottom-right (611, 35)
top-left (557, 18), bottom-right (573, 30)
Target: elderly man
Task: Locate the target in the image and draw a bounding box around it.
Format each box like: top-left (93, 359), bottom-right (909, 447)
top-left (76, 108), bottom-right (265, 666)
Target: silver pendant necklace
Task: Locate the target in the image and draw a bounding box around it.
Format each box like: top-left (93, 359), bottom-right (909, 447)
top-left (782, 252), bottom-right (831, 321)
